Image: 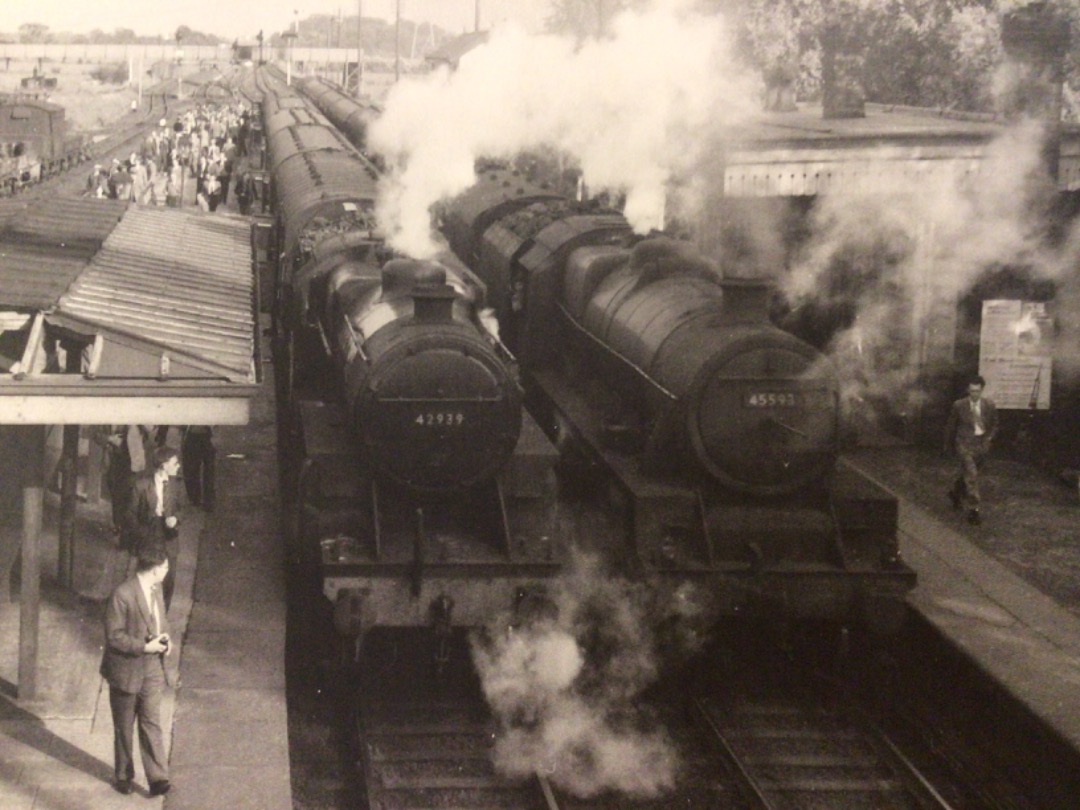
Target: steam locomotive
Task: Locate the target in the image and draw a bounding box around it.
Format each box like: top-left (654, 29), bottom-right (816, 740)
top-left (259, 71), bottom-right (562, 645)
top-left (440, 168), bottom-right (916, 631)
top-left (276, 71), bottom-right (914, 640)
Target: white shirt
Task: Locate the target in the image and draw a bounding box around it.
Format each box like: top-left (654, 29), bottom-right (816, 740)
top-left (137, 571), bottom-right (160, 636)
top-left (154, 470), bottom-right (168, 517)
top-left (971, 399), bottom-right (984, 436)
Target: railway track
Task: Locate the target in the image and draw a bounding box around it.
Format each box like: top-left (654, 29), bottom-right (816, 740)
top-left (361, 700), bottom-right (541, 809)
top-left (352, 627), bottom-right (995, 810)
top-left (698, 695), bottom-right (952, 810)
top-left (361, 698), bottom-right (742, 810)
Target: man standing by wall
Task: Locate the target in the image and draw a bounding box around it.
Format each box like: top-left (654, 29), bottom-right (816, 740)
top-left (944, 374), bottom-right (999, 525)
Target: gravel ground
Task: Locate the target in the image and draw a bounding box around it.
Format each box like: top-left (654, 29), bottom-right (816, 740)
top-left (848, 444), bottom-right (1080, 617)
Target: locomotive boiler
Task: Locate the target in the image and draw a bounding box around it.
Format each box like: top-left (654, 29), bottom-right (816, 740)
top-left (442, 168), bottom-right (916, 630)
top-left (259, 71), bottom-right (561, 643)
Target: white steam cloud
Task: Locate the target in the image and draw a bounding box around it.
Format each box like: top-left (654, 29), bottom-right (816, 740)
top-left (370, 0), bottom-right (759, 257)
top-left (469, 552), bottom-right (712, 799)
top-left (781, 118), bottom-right (1077, 412)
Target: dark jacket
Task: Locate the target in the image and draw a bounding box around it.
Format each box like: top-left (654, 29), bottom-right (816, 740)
top-left (123, 471), bottom-right (180, 551)
top-left (99, 576), bottom-right (172, 692)
top-left (944, 395), bottom-right (999, 451)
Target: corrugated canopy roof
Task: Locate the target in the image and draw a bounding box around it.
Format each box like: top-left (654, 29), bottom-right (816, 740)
top-left (60, 207), bottom-right (256, 383)
top-left (0, 197), bottom-right (127, 309)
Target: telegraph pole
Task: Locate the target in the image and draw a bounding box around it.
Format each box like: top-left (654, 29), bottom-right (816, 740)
top-left (356, 0), bottom-right (364, 98)
top-left (284, 31), bottom-right (297, 85)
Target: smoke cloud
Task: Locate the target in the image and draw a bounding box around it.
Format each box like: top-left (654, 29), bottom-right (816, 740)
top-left (780, 117), bottom-right (1078, 411)
top-left (469, 552), bottom-right (712, 798)
top-left (370, 0), bottom-right (759, 257)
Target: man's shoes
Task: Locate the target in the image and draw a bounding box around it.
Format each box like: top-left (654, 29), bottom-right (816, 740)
top-left (149, 780), bottom-right (171, 796)
top-left (113, 779), bottom-right (133, 795)
top-left (967, 509), bottom-right (981, 525)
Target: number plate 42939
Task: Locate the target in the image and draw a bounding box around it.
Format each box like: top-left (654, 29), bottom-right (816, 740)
top-left (414, 412), bottom-right (466, 426)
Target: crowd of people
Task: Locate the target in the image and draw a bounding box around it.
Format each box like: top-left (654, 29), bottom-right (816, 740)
top-left (85, 102), bottom-right (264, 214)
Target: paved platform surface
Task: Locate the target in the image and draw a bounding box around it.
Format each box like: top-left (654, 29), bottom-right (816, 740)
top-left (0, 156), bottom-right (285, 805)
top-left (848, 447), bottom-right (1080, 757)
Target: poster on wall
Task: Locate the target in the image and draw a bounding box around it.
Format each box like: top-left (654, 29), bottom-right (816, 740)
top-left (979, 299), bottom-right (1053, 410)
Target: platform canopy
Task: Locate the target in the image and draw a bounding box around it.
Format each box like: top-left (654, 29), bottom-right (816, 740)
top-left (719, 104), bottom-right (1080, 197)
top-left (0, 197), bottom-right (259, 425)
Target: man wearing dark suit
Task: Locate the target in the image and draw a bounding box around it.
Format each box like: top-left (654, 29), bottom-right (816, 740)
top-left (100, 548), bottom-right (173, 796)
top-left (181, 425), bottom-right (215, 512)
top-left (944, 374), bottom-right (999, 525)
top-left (124, 445), bottom-right (181, 609)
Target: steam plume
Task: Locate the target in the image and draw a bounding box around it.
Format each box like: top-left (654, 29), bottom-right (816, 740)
top-left (370, 0), bottom-right (758, 257)
top-left (780, 118), bottom-right (1078, 410)
top-left (469, 552), bottom-right (712, 798)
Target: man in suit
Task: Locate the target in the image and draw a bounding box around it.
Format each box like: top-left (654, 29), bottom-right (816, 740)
top-left (181, 425), bottom-right (215, 512)
top-left (103, 425), bottom-right (155, 548)
top-left (100, 547), bottom-right (173, 796)
top-left (124, 445), bottom-right (181, 609)
top-left (944, 374), bottom-right (999, 525)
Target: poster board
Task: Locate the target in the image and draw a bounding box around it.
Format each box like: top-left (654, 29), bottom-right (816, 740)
top-left (979, 299), bottom-right (1053, 410)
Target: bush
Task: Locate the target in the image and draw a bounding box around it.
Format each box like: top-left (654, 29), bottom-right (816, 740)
top-left (90, 63), bottom-right (128, 84)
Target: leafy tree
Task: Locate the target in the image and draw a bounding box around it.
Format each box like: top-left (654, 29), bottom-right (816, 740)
top-left (544, 0), bottom-right (649, 40)
top-left (18, 23), bottom-right (50, 44)
top-left (173, 25), bottom-right (221, 47)
top-left (717, 0), bottom-right (1075, 116)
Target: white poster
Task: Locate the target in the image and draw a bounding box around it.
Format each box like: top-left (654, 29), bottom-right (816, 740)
top-left (979, 299), bottom-right (1053, 410)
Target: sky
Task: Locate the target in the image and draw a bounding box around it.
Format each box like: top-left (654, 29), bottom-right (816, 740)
top-left (1, 0), bottom-right (550, 41)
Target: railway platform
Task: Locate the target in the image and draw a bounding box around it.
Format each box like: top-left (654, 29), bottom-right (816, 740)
top-left (0, 347), bottom-right (288, 808)
top-left (846, 442), bottom-right (1080, 801)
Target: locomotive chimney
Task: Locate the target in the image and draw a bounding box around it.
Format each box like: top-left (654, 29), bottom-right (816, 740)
top-left (1000, 2), bottom-right (1070, 182)
top-left (819, 1), bottom-right (866, 119)
top-left (382, 259), bottom-right (446, 297)
top-left (380, 259), bottom-right (457, 321)
top-left (411, 283), bottom-right (457, 323)
top-left (720, 278), bottom-right (773, 324)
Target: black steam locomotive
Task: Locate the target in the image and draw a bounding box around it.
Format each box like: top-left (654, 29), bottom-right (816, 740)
top-left (259, 72), bottom-right (561, 644)
top-left (280, 73), bottom-right (914, 636)
top-left (440, 168), bottom-right (916, 631)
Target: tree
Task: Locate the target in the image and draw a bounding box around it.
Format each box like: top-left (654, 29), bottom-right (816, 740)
top-left (544, 0), bottom-right (648, 40)
top-left (716, 0), bottom-right (1057, 114)
top-left (18, 23), bottom-right (50, 44)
